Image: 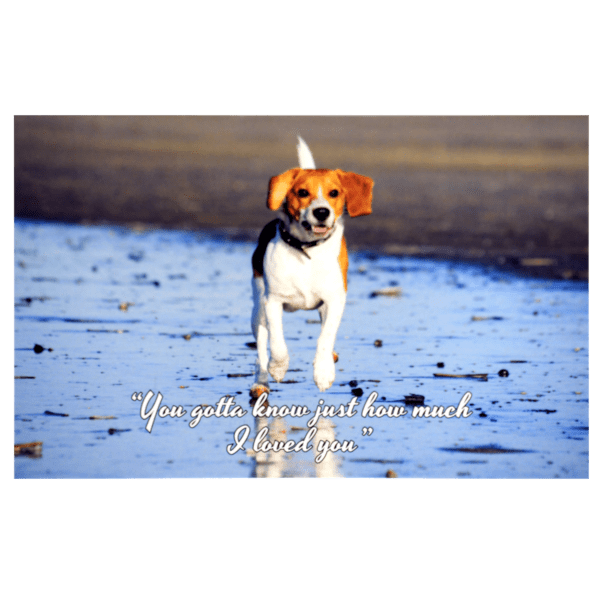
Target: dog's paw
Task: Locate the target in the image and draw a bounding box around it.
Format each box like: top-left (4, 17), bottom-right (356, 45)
top-left (268, 355), bottom-right (289, 382)
top-left (314, 355), bottom-right (336, 392)
top-left (250, 383), bottom-right (270, 399)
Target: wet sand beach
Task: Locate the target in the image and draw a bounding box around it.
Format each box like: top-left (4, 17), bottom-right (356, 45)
top-left (13, 116), bottom-right (589, 478)
top-left (14, 220), bottom-right (588, 478)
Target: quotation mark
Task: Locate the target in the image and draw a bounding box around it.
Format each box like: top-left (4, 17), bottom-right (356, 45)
top-left (362, 427), bottom-right (373, 436)
top-left (131, 392), bottom-right (144, 401)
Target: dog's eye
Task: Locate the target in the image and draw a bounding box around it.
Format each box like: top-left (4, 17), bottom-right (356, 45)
top-left (297, 189), bottom-right (309, 198)
top-left (329, 189), bottom-right (339, 198)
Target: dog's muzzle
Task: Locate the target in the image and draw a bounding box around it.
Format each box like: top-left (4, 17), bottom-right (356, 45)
top-left (301, 201), bottom-right (335, 235)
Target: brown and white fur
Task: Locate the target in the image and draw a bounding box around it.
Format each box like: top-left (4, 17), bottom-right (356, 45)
top-left (250, 137), bottom-right (373, 396)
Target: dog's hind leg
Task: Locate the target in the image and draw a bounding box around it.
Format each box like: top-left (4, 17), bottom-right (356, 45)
top-left (250, 276), bottom-right (270, 398)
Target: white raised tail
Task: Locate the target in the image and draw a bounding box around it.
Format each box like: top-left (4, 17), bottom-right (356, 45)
top-left (296, 136), bottom-right (316, 169)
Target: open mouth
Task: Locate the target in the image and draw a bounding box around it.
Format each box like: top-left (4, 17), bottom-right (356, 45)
top-left (300, 219), bottom-right (332, 236)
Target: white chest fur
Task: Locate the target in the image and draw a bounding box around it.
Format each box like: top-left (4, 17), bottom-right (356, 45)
top-left (263, 223), bottom-right (345, 311)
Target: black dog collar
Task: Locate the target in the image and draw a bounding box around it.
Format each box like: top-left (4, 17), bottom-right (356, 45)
top-left (278, 219), bottom-right (333, 260)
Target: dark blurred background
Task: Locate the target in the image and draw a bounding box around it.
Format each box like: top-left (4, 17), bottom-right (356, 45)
top-left (14, 116), bottom-right (588, 278)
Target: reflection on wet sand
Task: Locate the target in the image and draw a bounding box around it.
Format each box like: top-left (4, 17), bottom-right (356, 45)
top-left (246, 416), bottom-right (342, 478)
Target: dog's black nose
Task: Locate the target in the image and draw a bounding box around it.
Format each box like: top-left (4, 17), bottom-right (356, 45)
top-left (313, 207), bottom-right (330, 222)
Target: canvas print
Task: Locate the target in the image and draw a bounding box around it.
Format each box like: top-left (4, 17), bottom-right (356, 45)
top-left (14, 116), bottom-right (588, 478)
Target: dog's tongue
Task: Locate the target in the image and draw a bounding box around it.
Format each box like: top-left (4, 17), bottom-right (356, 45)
top-left (313, 226), bottom-right (329, 235)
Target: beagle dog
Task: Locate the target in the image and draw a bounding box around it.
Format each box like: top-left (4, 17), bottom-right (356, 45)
top-left (250, 138), bottom-right (373, 396)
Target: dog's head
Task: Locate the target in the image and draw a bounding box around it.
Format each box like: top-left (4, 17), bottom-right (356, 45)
top-left (267, 168), bottom-right (373, 242)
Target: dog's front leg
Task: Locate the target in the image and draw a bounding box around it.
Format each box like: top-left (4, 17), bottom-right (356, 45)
top-left (265, 296), bottom-right (289, 382)
top-left (314, 297), bottom-right (346, 391)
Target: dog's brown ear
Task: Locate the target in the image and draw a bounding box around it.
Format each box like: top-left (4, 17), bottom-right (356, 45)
top-left (336, 170), bottom-right (374, 217)
top-left (267, 168), bottom-right (301, 211)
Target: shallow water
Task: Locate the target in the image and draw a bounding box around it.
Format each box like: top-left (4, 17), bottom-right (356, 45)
top-left (14, 220), bottom-right (588, 478)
